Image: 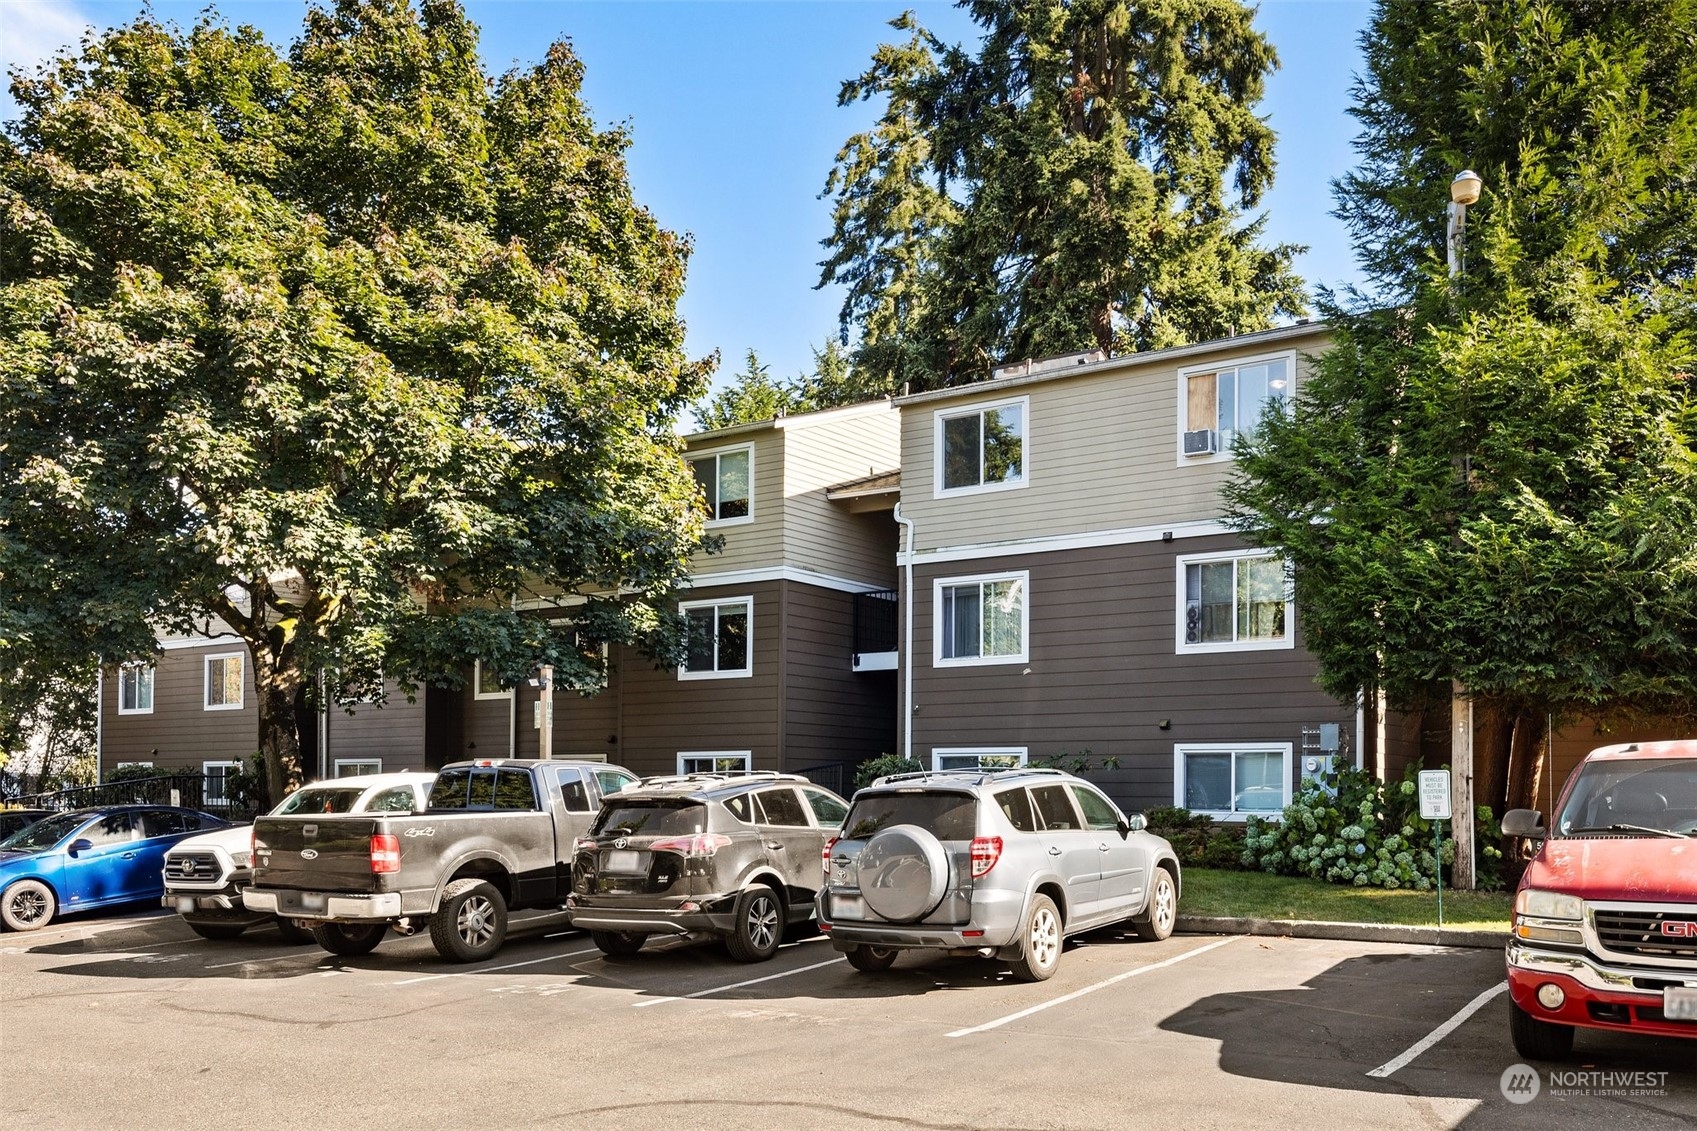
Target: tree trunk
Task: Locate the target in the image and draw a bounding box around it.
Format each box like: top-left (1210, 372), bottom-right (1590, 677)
top-left (1505, 713), bottom-right (1547, 816)
top-left (1474, 704), bottom-right (1512, 820)
top-left (250, 642), bottom-right (306, 806)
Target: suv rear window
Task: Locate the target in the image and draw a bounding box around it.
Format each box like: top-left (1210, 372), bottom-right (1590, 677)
top-left (843, 792), bottom-right (976, 841)
top-left (593, 801), bottom-right (706, 837)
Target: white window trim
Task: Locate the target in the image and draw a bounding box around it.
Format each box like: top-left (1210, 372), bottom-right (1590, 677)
top-left (689, 443), bottom-right (755, 528)
top-left (931, 747), bottom-right (1029, 771)
top-left (1173, 742), bottom-right (1293, 821)
top-left (203, 760), bottom-right (243, 803)
top-left (933, 395), bottom-right (1030, 498)
top-left (473, 660), bottom-right (511, 700)
top-left (335, 758), bottom-right (382, 777)
top-left (1175, 349), bottom-right (1296, 466)
top-left (117, 664), bottom-right (155, 715)
top-left (1174, 549), bottom-right (1295, 654)
top-left (203, 653), bottom-right (245, 711)
top-left (678, 596), bottom-right (754, 680)
top-left (677, 750), bottom-right (753, 775)
top-left (933, 570), bottom-right (1030, 667)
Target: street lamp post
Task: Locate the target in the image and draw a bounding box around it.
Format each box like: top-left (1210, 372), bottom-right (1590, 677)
top-left (535, 664), bottom-right (554, 761)
top-left (1446, 168), bottom-right (1482, 891)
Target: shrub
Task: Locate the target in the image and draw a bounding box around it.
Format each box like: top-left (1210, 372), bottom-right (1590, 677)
top-left (104, 763), bottom-right (165, 784)
top-left (1241, 760), bottom-right (1505, 891)
top-left (853, 753), bottom-right (923, 788)
top-left (1146, 805), bottom-right (1248, 871)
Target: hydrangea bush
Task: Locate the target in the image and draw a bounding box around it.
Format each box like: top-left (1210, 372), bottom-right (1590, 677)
top-left (1241, 761), bottom-right (1503, 890)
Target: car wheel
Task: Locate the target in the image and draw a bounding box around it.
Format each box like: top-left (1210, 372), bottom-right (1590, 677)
top-left (1509, 997), bottom-right (1574, 1061)
top-left (1009, 893), bottom-right (1063, 982)
top-left (0, 879), bottom-right (56, 932)
top-left (1132, 867), bottom-right (1177, 941)
top-left (724, 885), bottom-right (783, 963)
top-left (275, 918), bottom-right (315, 945)
top-left (430, 878), bottom-right (508, 963)
top-left (187, 922), bottom-right (248, 941)
top-left (844, 944), bottom-right (899, 973)
top-left (590, 930), bottom-right (646, 957)
top-left (311, 922), bottom-right (387, 957)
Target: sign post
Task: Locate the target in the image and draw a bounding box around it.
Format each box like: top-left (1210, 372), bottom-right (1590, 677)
top-left (1418, 770), bottom-right (1453, 928)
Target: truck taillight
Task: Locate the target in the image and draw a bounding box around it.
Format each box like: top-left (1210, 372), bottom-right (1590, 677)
top-left (821, 836), bottom-right (839, 880)
top-left (647, 833), bottom-right (733, 857)
top-left (969, 835), bottom-right (1003, 879)
top-left (370, 833), bottom-right (401, 874)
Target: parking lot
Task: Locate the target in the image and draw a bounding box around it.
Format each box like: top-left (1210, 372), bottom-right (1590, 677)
top-left (3, 909), bottom-right (1692, 1131)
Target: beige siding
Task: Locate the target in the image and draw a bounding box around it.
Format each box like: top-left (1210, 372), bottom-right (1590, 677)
top-left (900, 328), bottom-right (1330, 552)
top-left (778, 404), bottom-right (901, 586)
top-left (685, 428), bottom-right (786, 575)
top-left (908, 535), bottom-right (1352, 813)
top-left (102, 643), bottom-right (257, 772)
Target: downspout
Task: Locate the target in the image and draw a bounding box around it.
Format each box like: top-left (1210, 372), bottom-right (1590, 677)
top-left (96, 664), bottom-right (105, 778)
top-left (318, 669), bottom-right (328, 782)
top-left (893, 503), bottom-right (915, 762)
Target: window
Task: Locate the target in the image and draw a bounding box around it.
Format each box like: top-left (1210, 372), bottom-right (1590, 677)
top-left (118, 664), bottom-right (154, 714)
top-left (80, 812), bottom-right (137, 847)
top-left (754, 788), bottom-right (811, 826)
top-left (141, 810), bottom-right (188, 837)
top-left (203, 761), bottom-right (243, 806)
top-left (679, 597), bottom-right (752, 678)
top-left (1175, 743), bottom-right (1292, 817)
top-left (1030, 784), bottom-right (1083, 831)
top-left (932, 748), bottom-right (1027, 771)
top-left (935, 573), bottom-right (1028, 665)
top-left (1179, 353), bottom-right (1292, 458)
top-left (1070, 784), bottom-right (1123, 831)
top-left (936, 398), bottom-right (1027, 495)
top-left (595, 769), bottom-right (637, 797)
top-left (204, 653), bottom-right (244, 710)
top-left (473, 661), bottom-right (510, 700)
top-left (689, 445), bottom-right (753, 524)
top-left (804, 788), bottom-right (848, 828)
top-left (678, 751), bottom-right (751, 775)
top-left (996, 788), bottom-right (1037, 832)
top-left (366, 787), bottom-right (419, 813)
top-left (335, 759), bottom-right (381, 778)
top-left (556, 768), bottom-right (592, 812)
top-left (1177, 551), bottom-right (1292, 652)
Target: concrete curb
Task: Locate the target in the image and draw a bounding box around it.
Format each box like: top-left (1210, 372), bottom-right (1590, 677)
top-left (1177, 914), bottom-right (1509, 950)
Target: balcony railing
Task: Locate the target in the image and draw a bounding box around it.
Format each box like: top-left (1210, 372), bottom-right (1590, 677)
top-left (853, 589), bottom-right (898, 671)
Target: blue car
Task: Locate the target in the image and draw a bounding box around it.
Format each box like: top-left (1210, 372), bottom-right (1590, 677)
top-left (0, 805), bottom-right (229, 931)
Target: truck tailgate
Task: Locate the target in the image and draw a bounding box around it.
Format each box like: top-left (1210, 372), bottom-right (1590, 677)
top-left (253, 816), bottom-right (384, 892)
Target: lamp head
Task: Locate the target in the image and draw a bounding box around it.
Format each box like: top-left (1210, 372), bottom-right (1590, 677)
top-left (1450, 169), bottom-right (1483, 206)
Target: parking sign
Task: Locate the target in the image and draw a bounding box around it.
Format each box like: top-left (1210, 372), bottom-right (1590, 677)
top-left (1418, 769), bottom-right (1452, 820)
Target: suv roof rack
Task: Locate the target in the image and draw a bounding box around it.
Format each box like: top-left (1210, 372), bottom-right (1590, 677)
top-left (633, 770), bottom-right (804, 791)
top-left (871, 767), bottom-right (1072, 787)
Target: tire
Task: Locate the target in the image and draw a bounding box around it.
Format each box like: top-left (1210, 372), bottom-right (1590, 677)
top-left (187, 922), bottom-right (248, 941)
top-left (1132, 867), bottom-right (1177, 942)
top-left (858, 824), bottom-right (949, 923)
top-left (1509, 997), bottom-right (1575, 1061)
top-left (590, 929), bottom-right (646, 957)
top-left (430, 879), bottom-right (508, 963)
top-left (844, 944), bottom-right (898, 973)
top-left (311, 922), bottom-right (387, 957)
top-left (723, 885), bottom-right (783, 963)
top-left (0, 879), bottom-right (56, 932)
top-left (1009, 893), bottom-right (1063, 982)
top-left (275, 918), bottom-right (315, 945)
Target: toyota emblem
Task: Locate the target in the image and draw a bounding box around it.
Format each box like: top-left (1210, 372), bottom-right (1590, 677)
top-left (613, 837), bottom-right (628, 850)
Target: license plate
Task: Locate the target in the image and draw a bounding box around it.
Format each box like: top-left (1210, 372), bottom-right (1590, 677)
top-left (1665, 986), bottom-right (1697, 1021)
top-left (832, 894), bottom-right (865, 920)
top-left (175, 897), bottom-right (197, 914)
top-left (300, 892), bottom-right (326, 913)
top-left (605, 850), bottom-right (641, 874)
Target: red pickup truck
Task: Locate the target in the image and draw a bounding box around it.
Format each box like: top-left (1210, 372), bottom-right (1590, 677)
top-left (1502, 739), bottom-right (1697, 1059)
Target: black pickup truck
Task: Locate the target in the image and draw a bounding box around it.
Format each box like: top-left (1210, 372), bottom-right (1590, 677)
top-left (243, 759), bottom-right (637, 962)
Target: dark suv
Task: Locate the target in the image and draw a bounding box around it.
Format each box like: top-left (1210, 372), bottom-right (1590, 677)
top-left (567, 772), bottom-right (850, 963)
top-left (817, 768), bottom-right (1181, 981)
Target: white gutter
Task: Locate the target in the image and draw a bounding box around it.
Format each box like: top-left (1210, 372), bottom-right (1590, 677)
top-left (95, 665), bottom-right (105, 777)
top-left (893, 503), bottom-right (915, 761)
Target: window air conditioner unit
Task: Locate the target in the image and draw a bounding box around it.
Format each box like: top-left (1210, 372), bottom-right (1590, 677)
top-left (1182, 429), bottom-right (1218, 456)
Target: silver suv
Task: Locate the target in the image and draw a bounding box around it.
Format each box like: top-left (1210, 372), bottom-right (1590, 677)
top-left (567, 771), bottom-right (849, 963)
top-left (817, 768), bottom-right (1180, 981)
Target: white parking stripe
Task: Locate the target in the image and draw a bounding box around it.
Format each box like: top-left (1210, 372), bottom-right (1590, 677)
top-left (205, 952), bottom-right (319, 970)
top-left (633, 957), bottom-right (845, 1007)
top-left (944, 936), bottom-right (1240, 1038)
top-left (390, 946), bottom-right (600, 985)
top-left (1365, 981), bottom-right (1506, 1078)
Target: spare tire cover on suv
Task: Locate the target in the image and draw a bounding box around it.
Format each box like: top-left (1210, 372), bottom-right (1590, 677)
top-left (858, 824), bottom-right (950, 923)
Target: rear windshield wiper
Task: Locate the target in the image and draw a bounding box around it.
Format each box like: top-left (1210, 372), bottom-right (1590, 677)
top-left (1563, 823), bottom-right (1690, 839)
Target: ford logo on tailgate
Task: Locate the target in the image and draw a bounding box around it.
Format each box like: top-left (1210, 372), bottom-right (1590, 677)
top-left (300, 848), bottom-right (319, 860)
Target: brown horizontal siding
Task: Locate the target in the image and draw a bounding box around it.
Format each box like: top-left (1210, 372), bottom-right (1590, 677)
top-left (910, 535), bottom-right (1352, 813)
top-left (780, 583), bottom-right (897, 775)
top-left (322, 683), bottom-right (430, 774)
top-left (102, 644), bottom-right (257, 773)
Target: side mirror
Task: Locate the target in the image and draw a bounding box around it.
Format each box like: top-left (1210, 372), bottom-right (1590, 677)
top-left (1501, 809), bottom-right (1547, 838)
top-left (1123, 812), bottom-right (1148, 834)
top-left (68, 838), bottom-right (94, 857)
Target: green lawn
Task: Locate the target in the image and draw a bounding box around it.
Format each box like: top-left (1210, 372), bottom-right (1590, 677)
top-left (1179, 867), bottom-right (1512, 930)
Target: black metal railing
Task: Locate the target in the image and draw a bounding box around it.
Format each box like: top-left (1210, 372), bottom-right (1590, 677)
top-left (853, 589), bottom-right (898, 660)
top-left (12, 774), bottom-right (252, 819)
top-left (794, 762), bottom-right (852, 797)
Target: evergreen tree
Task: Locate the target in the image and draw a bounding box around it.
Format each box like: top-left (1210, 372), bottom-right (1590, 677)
top-left (819, 0), bottom-right (1306, 393)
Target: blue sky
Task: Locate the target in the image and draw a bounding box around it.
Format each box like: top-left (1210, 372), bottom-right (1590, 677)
top-left (1, 1), bottom-right (1374, 409)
